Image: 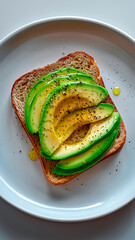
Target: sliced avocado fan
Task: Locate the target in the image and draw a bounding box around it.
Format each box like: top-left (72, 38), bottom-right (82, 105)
top-left (24, 66), bottom-right (121, 177)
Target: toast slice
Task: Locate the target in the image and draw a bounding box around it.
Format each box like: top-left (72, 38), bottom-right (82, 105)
top-left (11, 51), bottom-right (126, 185)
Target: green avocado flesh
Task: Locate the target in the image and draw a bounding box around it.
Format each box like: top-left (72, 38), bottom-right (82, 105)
top-left (52, 127), bottom-right (119, 175)
top-left (41, 111), bottom-right (120, 159)
top-left (55, 103), bottom-right (114, 142)
top-left (24, 67), bottom-right (88, 128)
top-left (26, 73), bottom-right (94, 133)
top-left (39, 82), bottom-right (109, 156)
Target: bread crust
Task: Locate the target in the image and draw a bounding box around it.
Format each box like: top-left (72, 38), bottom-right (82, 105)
top-left (11, 51), bottom-right (126, 185)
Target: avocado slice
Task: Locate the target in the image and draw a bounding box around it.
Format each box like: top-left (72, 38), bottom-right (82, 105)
top-left (25, 67), bottom-right (88, 127)
top-left (41, 112), bottom-right (120, 159)
top-left (39, 82), bottom-right (108, 156)
top-left (27, 73), bottom-right (94, 133)
top-left (56, 123), bottom-right (120, 170)
top-left (53, 127), bottom-right (119, 175)
top-left (55, 103), bottom-right (114, 143)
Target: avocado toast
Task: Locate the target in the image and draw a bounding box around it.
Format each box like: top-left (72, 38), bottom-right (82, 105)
top-left (11, 51), bottom-right (126, 184)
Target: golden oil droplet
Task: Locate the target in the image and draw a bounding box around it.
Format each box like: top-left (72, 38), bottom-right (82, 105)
top-left (113, 87), bottom-right (120, 95)
top-left (28, 148), bottom-right (38, 161)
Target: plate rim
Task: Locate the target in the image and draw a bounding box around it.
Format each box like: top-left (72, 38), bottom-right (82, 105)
top-left (1, 178), bottom-right (135, 222)
top-left (0, 16), bottom-right (135, 222)
top-left (0, 16), bottom-right (135, 45)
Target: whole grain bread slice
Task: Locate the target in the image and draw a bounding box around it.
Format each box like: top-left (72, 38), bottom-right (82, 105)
top-left (11, 51), bottom-right (126, 185)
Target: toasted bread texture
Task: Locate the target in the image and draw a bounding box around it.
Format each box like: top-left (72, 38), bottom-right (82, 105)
top-left (11, 51), bottom-right (126, 184)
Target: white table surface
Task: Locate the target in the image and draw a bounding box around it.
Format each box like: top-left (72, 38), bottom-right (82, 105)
top-left (0, 0), bottom-right (135, 239)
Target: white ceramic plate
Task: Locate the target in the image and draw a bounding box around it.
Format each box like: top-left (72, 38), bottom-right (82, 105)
top-left (0, 17), bottom-right (135, 222)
